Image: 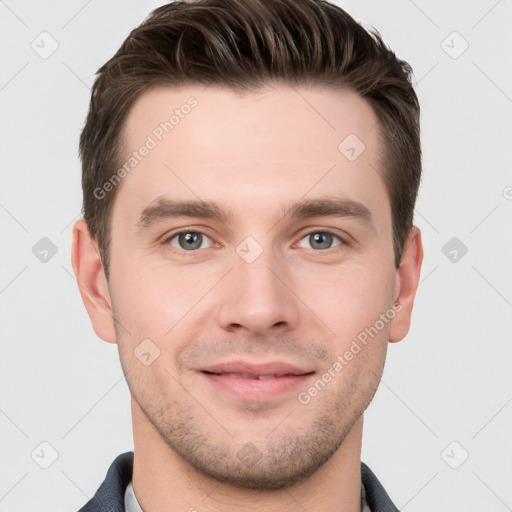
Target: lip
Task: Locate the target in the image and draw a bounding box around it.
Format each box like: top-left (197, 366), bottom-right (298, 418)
top-left (199, 360), bottom-right (315, 401)
top-left (202, 360), bottom-right (312, 377)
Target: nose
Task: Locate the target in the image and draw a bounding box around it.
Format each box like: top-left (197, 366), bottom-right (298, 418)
top-left (216, 246), bottom-right (300, 337)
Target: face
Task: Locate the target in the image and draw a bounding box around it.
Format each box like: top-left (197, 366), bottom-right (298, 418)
top-left (88, 84), bottom-right (410, 488)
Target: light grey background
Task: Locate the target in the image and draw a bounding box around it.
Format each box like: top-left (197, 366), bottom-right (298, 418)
top-left (1, 1), bottom-right (511, 510)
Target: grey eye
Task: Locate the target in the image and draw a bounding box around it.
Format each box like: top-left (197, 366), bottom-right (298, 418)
top-left (297, 232), bottom-right (342, 250)
top-left (169, 232), bottom-right (212, 251)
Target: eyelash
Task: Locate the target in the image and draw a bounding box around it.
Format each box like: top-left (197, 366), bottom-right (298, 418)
top-left (162, 228), bottom-right (347, 256)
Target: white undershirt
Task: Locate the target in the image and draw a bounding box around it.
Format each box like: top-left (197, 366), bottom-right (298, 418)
top-left (124, 481), bottom-right (143, 512)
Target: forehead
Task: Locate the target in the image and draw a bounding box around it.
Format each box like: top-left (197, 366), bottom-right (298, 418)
top-left (113, 83), bottom-right (388, 229)
top-left (124, 83), bottom-right (379, 157)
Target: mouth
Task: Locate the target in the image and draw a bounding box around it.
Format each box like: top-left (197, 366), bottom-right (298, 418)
top-left (199, 361), bottom-right (315, 401)
top-left (202, 371), bottom-right (310, 380)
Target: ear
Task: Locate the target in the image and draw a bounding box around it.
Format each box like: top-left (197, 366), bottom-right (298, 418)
top-left (71, 218), bottom-right (117, 344)
top-left (389, 226), bottom-right (424, 343)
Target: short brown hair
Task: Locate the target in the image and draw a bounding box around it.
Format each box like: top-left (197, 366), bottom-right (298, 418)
top-left (80, 0), bottom-right (421, 279)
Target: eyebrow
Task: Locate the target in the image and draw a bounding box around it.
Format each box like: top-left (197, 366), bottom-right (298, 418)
top-left (136, 196), bottom-right (374, 231)
top-left (137, 198), bottom-right (232, 229)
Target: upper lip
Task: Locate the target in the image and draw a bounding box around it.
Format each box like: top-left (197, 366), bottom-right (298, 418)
top-left (201, 360), bottom-right (314, 377)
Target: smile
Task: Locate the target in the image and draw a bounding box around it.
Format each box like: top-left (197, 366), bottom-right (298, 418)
top-left (199, 362), bottom-right (315, 401)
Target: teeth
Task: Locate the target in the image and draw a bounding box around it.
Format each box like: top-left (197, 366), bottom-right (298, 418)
top-left (209, 372), bottom-right (307, 379)
top-left (221, 373), bottom-right (280, 380)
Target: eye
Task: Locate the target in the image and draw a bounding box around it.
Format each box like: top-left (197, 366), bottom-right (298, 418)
top-left (297, 231), bottom-right (343, 250)
top-left (166, 231), bottom-right (214, 251)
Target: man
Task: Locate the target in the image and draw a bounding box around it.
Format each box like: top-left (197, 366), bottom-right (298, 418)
top-left (71, 0), bottom-right (423, 510)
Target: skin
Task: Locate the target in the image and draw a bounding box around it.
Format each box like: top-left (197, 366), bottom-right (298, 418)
top-left (72, 83), bottom-right (423, 512)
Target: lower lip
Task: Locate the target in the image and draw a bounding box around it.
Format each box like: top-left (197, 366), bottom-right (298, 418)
top-left (200, 372), bottom-right (314, 401)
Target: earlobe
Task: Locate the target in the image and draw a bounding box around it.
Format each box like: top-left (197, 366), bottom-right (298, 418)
top-left (71, 218), bottom-right (117, 344)
top-left (389, 226), bottom-right (424, 343)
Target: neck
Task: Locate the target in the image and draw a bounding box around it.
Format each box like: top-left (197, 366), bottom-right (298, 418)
top-left (131, 399), bottom-right (363, 512)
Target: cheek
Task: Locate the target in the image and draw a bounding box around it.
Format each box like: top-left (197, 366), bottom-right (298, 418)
top-left (109, 256), bottom-right (202, 339)
top-left (299, 262), bottom-right (395, 343)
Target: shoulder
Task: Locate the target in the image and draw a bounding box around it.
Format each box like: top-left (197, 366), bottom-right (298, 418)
top-left (77, 451), bottom-right (134, 512)
top-left (361, 462), bottom-right (401, 512)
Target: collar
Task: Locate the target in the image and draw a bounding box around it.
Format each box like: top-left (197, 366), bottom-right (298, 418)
top-left (124, 472), bottom-right (375, 512)
top-left (77, 452), bottom-right (399, 512)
